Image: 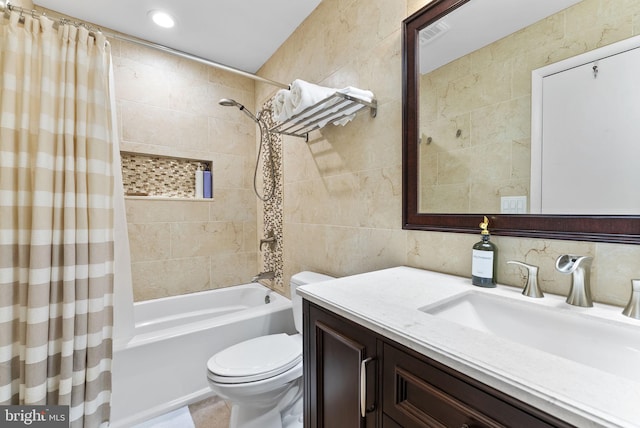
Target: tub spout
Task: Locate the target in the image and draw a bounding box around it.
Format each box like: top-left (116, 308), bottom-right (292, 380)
top-left (252, 271), bottom-right (275, 283)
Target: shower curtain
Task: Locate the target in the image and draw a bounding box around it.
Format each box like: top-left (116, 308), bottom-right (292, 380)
top-left (0, 12), bottom-right (115, 427)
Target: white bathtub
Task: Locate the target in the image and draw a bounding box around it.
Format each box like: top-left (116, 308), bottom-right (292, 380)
top-left (109, 283), bottom-right (296, 428)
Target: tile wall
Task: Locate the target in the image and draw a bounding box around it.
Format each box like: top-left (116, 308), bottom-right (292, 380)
top-left (111, 39), bottom-right (260, 301)
top-left (256, 0), bottom-right (640, 306)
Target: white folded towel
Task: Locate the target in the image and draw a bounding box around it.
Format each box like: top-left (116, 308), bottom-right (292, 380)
top-left (337, 86), bottom-right (374, 103)
top-left (317, 103), bottom-right (363, 128)
top-left (316, 86), bottom-right (375, 127)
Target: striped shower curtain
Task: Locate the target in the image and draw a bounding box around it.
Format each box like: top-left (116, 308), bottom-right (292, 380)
top-left (0, 12), bottom-right (115, 428)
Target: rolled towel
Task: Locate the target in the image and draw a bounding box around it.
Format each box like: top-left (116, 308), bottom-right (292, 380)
top-left (289, 79), bottom-right (337, 116)
top-left (272, 89), bottom-right (289, 122)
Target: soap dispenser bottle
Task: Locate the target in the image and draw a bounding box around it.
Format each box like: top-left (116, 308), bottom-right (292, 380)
top-left (472, 216), bottom-right (497, 287)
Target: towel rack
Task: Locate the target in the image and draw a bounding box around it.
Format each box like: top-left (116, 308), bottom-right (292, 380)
top-left (269, 92), bottom-right (377, 142)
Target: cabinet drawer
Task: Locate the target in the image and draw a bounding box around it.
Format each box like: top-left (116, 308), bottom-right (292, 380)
top-left (383, 344), bottom-right (572, 428)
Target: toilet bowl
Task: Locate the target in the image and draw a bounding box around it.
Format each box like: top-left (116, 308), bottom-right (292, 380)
top-left (206, 271), bottom-right (334, 428)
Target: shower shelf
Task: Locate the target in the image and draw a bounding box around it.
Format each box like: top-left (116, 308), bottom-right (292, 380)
top-left (269, 92), bottom-right (377, 142)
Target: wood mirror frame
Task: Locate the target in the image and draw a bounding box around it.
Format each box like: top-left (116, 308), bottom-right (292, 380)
top-left (402, 0), bottom-right (640, 244)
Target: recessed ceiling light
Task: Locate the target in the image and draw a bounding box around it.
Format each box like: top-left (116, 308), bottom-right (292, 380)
top-left (149, 10), bottom-right (175, 28)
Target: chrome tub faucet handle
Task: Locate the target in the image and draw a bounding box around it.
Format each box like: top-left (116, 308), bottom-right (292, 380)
top-left (259, 231), bottom-right (276, 251)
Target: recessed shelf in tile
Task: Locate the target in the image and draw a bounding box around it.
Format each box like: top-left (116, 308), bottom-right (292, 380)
top-left (121, 152), bottom-right (211, 199)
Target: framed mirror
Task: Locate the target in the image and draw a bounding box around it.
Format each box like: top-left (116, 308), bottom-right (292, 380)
top-left (402, 0), bottom-right (640, 244)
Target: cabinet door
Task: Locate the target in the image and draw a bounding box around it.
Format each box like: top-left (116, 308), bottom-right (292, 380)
top-left (305, 301), bottom-right (378, 428)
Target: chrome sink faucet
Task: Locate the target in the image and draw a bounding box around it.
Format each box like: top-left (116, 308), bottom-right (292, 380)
top-left (555, 255), bottom-right (594, 307)
top-left (622, 279), bottom-right (640, 320)
top-left (252, 271), bottom-right (275, 283)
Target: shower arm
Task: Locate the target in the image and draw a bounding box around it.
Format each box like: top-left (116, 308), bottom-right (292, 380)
top-left (0, 1), bottom-right (290, 90)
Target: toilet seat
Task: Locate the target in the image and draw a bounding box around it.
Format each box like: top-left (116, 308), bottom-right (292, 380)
top-left (207, 333), bottom-right (302, 384)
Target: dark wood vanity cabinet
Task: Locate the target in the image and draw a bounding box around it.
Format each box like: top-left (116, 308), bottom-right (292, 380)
top-left (304, 300), bottom-right (380, 427)
top-left (304, 301), bottom-right (574, 428)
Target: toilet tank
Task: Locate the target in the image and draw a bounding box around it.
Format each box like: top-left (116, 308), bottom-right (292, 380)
top-left (290, 271), bottom-right (335, 334)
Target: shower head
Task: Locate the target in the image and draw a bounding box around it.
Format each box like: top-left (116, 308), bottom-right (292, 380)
top-left (219, 98), bottom-right (242, 108)
top-left (218, 98), bottom-right (259, 123)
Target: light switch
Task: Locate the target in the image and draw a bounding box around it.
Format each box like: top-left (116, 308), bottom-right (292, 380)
top-left (501, 196), bottom-right (527, 214)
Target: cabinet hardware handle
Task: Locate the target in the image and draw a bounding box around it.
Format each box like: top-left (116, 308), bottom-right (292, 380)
top-left (360, 357), bottom-right (374, 417)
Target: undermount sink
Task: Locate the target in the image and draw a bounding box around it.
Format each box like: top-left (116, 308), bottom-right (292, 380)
top-left (420, 292), bottom-right (640, 383)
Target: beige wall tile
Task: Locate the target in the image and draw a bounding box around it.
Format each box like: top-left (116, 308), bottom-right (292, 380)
top-left (113, 56), bottom-right (169, 109)
top-left (131, 257), bottom-right (211, 301)
top-left (11, 0), bottom-right (34, 7)
top-left (127, 223), bottom-right (171, 262)
top-left (259, 0), bottom-right (640, 308)
top-left (407, 0), bottom-right (433, 17)
top-left (171, 222), bottom-right (244, 258)
top-left (210, 252), bottom-right (259, 289)
top-left (209, 188), bottom-right (256, 222)
top-left (243, 221), bottom-right (258, 254)
top-left (208, 117), bottom-right (256, 157)
top-left (212, 154), bottom-right (246, 189)
top-left (594, 243), bottom-right (640, 306)
top-left (125, 199), bottom-right (210, 223)
top-left (284, 223), bottom-right (408, 278)
top-left (356, 166), bottom-right (402, 229)
top-left (120, 101), bottom-right (208, 152)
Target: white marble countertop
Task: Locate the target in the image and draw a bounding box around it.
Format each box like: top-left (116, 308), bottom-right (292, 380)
top-left (296, 266), bottom-right (640, 428)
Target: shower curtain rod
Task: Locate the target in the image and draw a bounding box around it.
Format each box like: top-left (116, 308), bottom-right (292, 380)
top-left (0, 1), bottom-right (290, 90)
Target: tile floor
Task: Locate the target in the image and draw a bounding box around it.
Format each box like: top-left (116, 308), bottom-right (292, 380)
top-left (189, 396), bottom-right (231, 428)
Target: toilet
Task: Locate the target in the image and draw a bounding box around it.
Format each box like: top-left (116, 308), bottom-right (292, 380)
top-left (206, 271), bottom-right (334, 428)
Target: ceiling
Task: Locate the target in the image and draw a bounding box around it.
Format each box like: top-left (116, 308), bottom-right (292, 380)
top-left (33, 0), bottom-right (323, 73)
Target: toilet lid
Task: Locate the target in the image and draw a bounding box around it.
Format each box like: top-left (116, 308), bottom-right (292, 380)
top-left (207, 333), bottom-right (302, 384)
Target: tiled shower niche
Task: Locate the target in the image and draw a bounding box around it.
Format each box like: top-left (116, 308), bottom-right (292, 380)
top-left (121, 152), bottom-right (211, 198)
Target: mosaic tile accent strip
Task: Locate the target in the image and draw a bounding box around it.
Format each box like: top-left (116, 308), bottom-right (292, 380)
top-left (260, 98), bottom-right (284, 290)
top-left (121, 152), bottom-right (210, 198)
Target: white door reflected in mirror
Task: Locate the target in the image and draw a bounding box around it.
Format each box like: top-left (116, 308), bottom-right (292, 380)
top-left (531, 35), bottom-right (640, 215)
